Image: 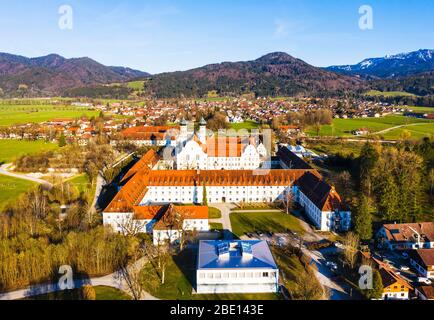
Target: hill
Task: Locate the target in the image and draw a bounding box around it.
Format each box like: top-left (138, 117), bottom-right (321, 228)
top-left (144, 52), bottom-right (363, 98)
top-left (0, 53), bottom-right (150, 97)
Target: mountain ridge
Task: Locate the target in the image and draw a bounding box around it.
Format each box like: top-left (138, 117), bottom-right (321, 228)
top-left (327, 49), bottom-right (434, 79)
top-left (0, 53), bottom-right (150, 96)
top-left (144, 52), bottom-right (364, 98)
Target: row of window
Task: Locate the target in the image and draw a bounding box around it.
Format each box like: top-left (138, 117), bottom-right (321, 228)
top-left (198, 271), bottom-right (276, 280)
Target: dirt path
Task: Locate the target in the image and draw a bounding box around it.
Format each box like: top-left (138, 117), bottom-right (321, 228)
top-left (0, 163), bottom-right (53, 189)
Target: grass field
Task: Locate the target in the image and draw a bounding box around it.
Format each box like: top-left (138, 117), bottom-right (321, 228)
top-left (208, 207), bottom-right (222, 219)
top-left (382, 123), bottom-right (434, 140)
top-left (67, 173), bottom-right (92, 194)
top-left (23, 286), bottom-right (131, 300)
top-left (0, 175), bottom-right (36, 210)
top-left (209, 223), bottom-right (223, 230)
top-left (0, 140), bottom-right (59, 163)
top-left (307, 141), bottom-right (365, 156)
top-left (306, 115), bottom-right (433, 139)
top-left (126, 80), bottom-right (145, 90)
top-left (0, 104), bottom-right (99, 126)
top-left (230, 211), bottom-right (304, 238)
top-left (365, 90), bottom-right (418, 97)
top-left (230, 120), bottom-right (260, 131)
top-left (404, 106), bottom-right (434, 113)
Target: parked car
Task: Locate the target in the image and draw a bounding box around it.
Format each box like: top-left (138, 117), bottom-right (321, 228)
top-left (326, 261), bottom-right (338, 271)
top-left (334, 242), bottom-right (343, 248)
top-left (418, 277), bottom-right (432, 285)
top-left (400, 266), bottom-right (410, 271)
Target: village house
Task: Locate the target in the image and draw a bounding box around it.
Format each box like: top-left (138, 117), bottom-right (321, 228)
top-left (409, 249), bottom-right (434, 279)
top-left (360, 253), bottom-right (413, 300)
top-left (379, 266), bottom-right (413, 300)
top-left (376, 222), bottom-right (434, 250)
top-left (415, 286), bottom-right (434, 300)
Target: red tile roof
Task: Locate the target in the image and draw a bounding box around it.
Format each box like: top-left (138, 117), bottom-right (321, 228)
top-left (382, 223), bottom-right (434, 243)
top-left (121, 150), bottom-right (159, 183)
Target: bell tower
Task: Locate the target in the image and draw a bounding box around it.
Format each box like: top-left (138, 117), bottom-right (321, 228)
top-left (199, 117), bottom-right (207, 144)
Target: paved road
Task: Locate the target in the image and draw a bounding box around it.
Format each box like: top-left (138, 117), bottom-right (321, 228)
top-left (0, 163), bottom-right (53, 188)
top-left (91, 172), bottom-right (106, 213)
top-left (209, 203), bottom-right (236, 239)
top-left (287, 211), bottom-right (352, 300)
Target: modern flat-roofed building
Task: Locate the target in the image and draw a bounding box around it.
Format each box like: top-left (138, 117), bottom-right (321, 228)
top-left (196, 240), bottom-right (279, 294)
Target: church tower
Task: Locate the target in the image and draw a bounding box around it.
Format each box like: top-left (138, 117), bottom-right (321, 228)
top-left (199, 117), bottom-right (207, 144)
top-left (180, 118), bottom-right (188, 143)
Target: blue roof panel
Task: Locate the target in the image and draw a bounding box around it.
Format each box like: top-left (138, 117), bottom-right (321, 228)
top-left (197, 240), bottom-right (278, 270)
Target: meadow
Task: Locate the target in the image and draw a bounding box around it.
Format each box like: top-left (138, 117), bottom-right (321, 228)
top-left (0, 104), bottom-right (99, 126)
top-left (0, 140), bottom-right (59, 164)
top-left (230, 120), bottom-right (260, 131)
top-left (364, 90), bottom-right (418, 97)
top-left (0, 175), bottom-right (36, 210)
top-left (306, 115), bottom-right (433, 139)
top-left (404, 105), bottom-right (434, 113)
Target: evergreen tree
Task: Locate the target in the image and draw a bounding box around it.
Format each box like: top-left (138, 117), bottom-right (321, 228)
top-left (378, 173), bottom-right (399, 221)
top-left (202, 183), bottom-right (208, 206)
top-left (354, 195), bottom-right (373, 241)
top-left (58, 132), bottom-right (67, 147)
top-left (364, 269), bottom-right (384, 300)
top-left (359, 142), bottom-right (379, 196)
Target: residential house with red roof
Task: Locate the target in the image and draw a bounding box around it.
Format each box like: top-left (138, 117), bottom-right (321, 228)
top-left (376, 222), bottom-right (434, 250)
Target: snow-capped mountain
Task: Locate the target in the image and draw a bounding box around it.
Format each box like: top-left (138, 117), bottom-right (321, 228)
top-left (327, 49), bottom-right (434, 78)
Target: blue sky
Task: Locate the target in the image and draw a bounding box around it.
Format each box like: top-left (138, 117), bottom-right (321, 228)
top-left (0, 0), bottom-right (433, 74)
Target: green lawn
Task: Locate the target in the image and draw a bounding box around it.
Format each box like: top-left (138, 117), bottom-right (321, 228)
top-left (307, 141), bottom-right (365, 156)
top-left (364, 90), bottom-right (417, 98)
top-left (67, 173), bottom-right (92, 194)
top-left (208, 207), bottom-right (222, 219)
top-left (0, 175), bottom-right (37, 210)
top-left (403, 105), bottom-right (434, 113)
top-left (23, 286), bottom-right (131, 300)
top-left (0, 104), bottom-right (98, 126)
top-left (0, 140), bottom-right (59, 163)
top-left (230, 211), bottom-right (304, 238)
top-left (306, 115), bottom-right (432, 139)
top-left (230, 120), bottom-right (260, 131)
top-left (126, 80), bottom-right (145, 90)
top-left (209, 223), bottom-right (223, 231)
top-left (382, 123), bottom-right (434, 140)
top-left (94, 286), bottom-right (131, 300)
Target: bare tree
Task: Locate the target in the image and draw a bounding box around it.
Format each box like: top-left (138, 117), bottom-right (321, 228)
top-left (118, 216), bottom-right (145, 236)
top-left (118, 246), bottom-right (145, 300)
top-left (342, 232), bottom-right (359, 270)
top-left (290, 264), bottom-right (328, 300)
top-left (283, 190), bottom-right (294, 215)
